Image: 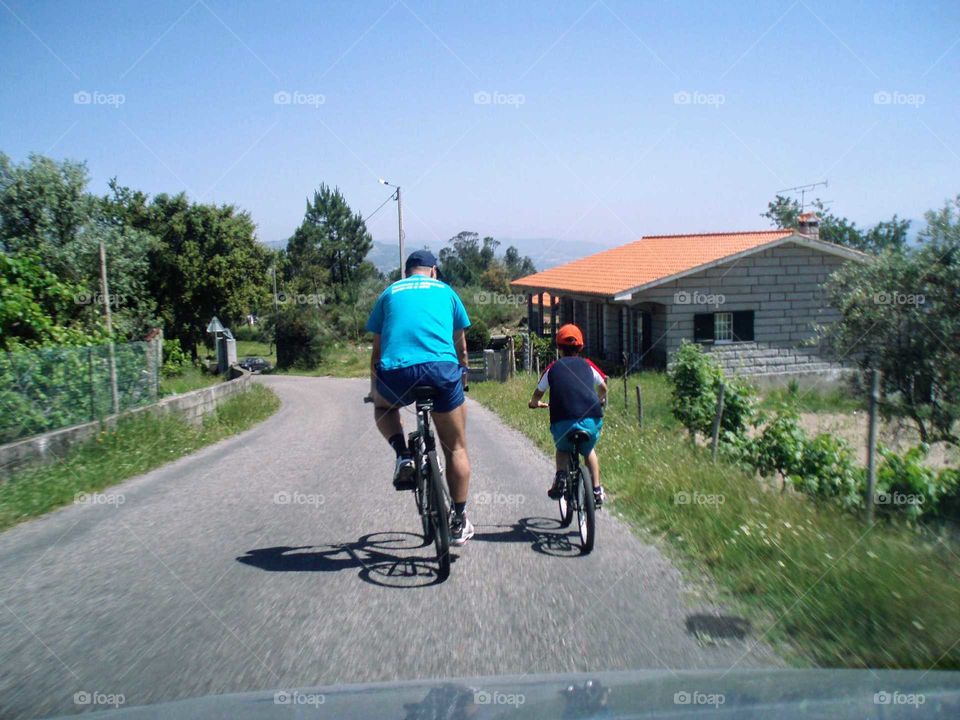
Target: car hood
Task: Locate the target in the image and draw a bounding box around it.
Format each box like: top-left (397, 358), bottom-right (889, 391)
top-left (66, 669), bottom-right (960, 719)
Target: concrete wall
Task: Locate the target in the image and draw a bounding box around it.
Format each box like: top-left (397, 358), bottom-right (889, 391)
top-left (0, 369), bottom-right (252, 478)
top-left (635, 241), bottom-right (849, 376)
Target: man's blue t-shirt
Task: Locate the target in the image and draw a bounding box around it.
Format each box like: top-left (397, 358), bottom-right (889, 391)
top-left (366, 275), bottom-right (471, 370)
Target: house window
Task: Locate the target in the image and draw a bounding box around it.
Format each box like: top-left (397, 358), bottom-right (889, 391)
top-left (693, 310), bottom-right (754, 343)
top-left (714, 312), bottom-right (733, 343)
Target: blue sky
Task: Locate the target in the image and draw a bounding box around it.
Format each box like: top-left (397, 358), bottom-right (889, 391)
top-left (2, 0), bottom-right (958, 261)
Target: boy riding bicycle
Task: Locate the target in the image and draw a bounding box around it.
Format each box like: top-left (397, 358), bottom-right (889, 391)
top-left (528, 324), bottom-right (607, 507)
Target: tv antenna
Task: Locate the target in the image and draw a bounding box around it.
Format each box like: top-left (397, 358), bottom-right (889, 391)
top-left (776, 180), bottom-right (828, 212)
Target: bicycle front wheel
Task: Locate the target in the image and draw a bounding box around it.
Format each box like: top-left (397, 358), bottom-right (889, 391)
top-left (427, 450), bottom-right (451, 581)
top-left (575, 468), bottom-right (596, 554)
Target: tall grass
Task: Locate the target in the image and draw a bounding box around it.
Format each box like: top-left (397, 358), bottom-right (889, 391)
top-left (471, 372), bottom-right (960, 669)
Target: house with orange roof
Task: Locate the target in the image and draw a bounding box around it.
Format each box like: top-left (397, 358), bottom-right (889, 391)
top-left (511, 217), bottom-right (868, 377)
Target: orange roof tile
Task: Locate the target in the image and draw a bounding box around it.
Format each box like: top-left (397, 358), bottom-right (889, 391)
top-left (512, 230), bottom-right (795, 297)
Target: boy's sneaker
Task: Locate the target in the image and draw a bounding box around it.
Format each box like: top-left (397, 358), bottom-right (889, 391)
top-left (449, 511), bottom-right (474, 546)
top-left (392, 454), bottom-right (415, 491)
top-left (593, 486), bottom-right (606, 507)
top-left (548, 471), bottom-right (568, 500)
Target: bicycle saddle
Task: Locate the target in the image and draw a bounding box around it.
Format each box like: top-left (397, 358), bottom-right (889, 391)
top-left (568, 430), bottom-right (591, 445)
top-left (413, 385), bottom-right (440, 401)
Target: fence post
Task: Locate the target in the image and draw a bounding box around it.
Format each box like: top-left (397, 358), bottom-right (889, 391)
top-left (865, 369), bottom-right (880, 523)
top-left (88, 346), bottom-right (96, 421)
top-left (635, 384), bottom-right (643, 428)
top-left (507, 336), bottom-right (515, 379)
top-left (711, 381), bottom-right (725, 462)
top-left (622, 352), bottom-right (628, 409)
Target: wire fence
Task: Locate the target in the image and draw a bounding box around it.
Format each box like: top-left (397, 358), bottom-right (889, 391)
top-left (0, 341), bottom-right (160, 444)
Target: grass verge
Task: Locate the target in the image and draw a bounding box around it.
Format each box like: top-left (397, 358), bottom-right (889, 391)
top-left (0, 383), bottom-right (280, 532)
top-left (471, 373), bottom-right (960, 670)
top-left (160, 365), bottom-right (223, 395)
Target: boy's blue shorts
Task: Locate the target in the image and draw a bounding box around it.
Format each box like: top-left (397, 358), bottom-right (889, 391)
top-left (375, 361), bottom-right (465, 413)
top-left (550, 417), bottom-right (603, 455)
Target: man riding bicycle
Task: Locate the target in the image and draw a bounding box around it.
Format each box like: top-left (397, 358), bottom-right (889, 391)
top-left (366, 250), bottom-right (475, 546)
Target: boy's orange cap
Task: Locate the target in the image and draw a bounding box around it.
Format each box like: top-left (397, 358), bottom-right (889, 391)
top-left (556, 323), bottom-right (584, 348)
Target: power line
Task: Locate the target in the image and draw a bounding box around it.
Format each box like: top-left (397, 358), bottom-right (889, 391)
top-left (361, 191), bottom-right (396, 224)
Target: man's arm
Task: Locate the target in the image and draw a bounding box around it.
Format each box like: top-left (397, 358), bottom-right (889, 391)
top-left (370, 334), bottom-right (381, 392)
top-left (597, 379), bottom-right (608, 406)
top-left (453, 329), bottom-right (468, 367)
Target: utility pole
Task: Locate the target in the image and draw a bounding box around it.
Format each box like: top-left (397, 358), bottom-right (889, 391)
top-left (98, 241), bottom-right (120, 416)
top-left (379, 179), bottom-right (406, 277)
top-left (271, 265), bottom-right (279, 354)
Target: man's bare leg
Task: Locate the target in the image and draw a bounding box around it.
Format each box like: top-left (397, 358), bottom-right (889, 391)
top-left (431, 404), bottom-right (470, 504)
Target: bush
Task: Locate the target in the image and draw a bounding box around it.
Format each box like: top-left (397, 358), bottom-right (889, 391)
top-left (232, 324), bottom-right (267, 343)
top-left (668, 341), bottom-right (755, 440)
top-left (752, 408), bottom-right (807, 481)
top-left (792, 433), bottom-right (864, 510)
top-left (465, 319), bottom-right (490, 351)
top-left (875, 444), bottom-right (954, 520)
top-left (275, 307), bottom-right (331, 370)
top-left (161, 337), bottom-right (190, 377)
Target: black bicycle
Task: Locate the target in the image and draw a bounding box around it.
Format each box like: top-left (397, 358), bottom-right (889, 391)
top-left (366, 386), bottom-right (452, 581)
top-left (557, 430), bottom-right (596, 555)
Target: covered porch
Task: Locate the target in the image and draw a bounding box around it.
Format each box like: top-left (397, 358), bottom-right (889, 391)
top-left (525, 291), bottom-right (667, 371)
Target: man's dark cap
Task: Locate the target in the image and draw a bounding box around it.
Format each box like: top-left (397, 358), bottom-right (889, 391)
top-left (405, 249), bottom-right (438, 271)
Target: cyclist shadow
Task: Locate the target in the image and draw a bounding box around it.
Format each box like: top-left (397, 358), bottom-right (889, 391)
top-left (236, 531), bottom-right (453, 588)
top-left (473, 516), bottom-right (582, 558)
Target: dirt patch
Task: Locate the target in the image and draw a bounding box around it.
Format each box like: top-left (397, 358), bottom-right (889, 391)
top-left (797, 411), bottom-right (958, 469)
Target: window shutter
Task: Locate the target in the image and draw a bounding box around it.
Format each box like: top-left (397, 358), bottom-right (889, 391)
top-left (694, 313), bottom-right (714, 343)
top-left (732, 310), bottom-right (754, 341)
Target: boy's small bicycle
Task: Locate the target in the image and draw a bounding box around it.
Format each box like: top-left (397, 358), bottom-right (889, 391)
top-left (557, 429), bottom-right (596, 555)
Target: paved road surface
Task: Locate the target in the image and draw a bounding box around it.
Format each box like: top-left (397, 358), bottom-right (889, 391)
top-left (0, 376), bottom-right (779, 718)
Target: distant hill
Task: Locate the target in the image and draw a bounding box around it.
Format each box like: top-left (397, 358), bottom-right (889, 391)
top-left (365, 237), bottom-right (617, 274)
top-left (259, 239), bottom-right (287, 252)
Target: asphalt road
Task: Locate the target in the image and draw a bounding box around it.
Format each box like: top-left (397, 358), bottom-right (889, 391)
top-left (0, 375), bottom-right (780, 718)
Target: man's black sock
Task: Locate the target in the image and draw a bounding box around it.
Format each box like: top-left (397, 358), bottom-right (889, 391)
top-left (388, 433), bottom-right (407, 457)
top-left (453, 501), bottom-right (466, 516)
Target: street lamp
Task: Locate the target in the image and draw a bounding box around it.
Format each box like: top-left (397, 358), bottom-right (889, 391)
top-left (379, 178), bottom-right (406, 278)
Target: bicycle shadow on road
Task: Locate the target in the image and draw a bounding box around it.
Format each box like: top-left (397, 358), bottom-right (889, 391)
top-left (236, 531), bottom-right (454, 588)
top-left (472, 516), bottom-right (582, 558)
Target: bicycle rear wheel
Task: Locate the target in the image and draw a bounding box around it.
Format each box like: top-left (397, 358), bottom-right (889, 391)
top-left (558, 487), bottom-right (573, 527)
top-left (575, 467), bottom-right (596, 554)
top-left (427, 450), bottom-right (451, 581)
top-left (415, 469), bottom-right (433, 542)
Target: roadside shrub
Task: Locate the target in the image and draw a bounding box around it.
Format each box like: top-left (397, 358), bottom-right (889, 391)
top-left (531, 333), bottom-right (554, 371)
top-left (875, 444), bottom-right (952, 520)
top-left (792, 433), bottom-right (864, 510)
top-left (161, 337), bottom-right (190, 377)
top-left (669, 341), bottom-right (755, 440)
top-left (465, 319), bottom-right (490, 351)
top-left (753, 408), bottom-right (807, 482)
top-left (275, 307), bottom-right (331, 370)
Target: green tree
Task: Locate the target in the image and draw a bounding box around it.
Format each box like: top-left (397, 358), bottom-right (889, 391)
top-left (763, 195), bottom-right (910, 253)
top-left (138, 193), bottom-right (271, 359)
top-left (287, 184), bottom-right (373, 299)
top-left (503, 245), bottom-right (537, 279)
top-left (823, 195), bottom-right (960, 445)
